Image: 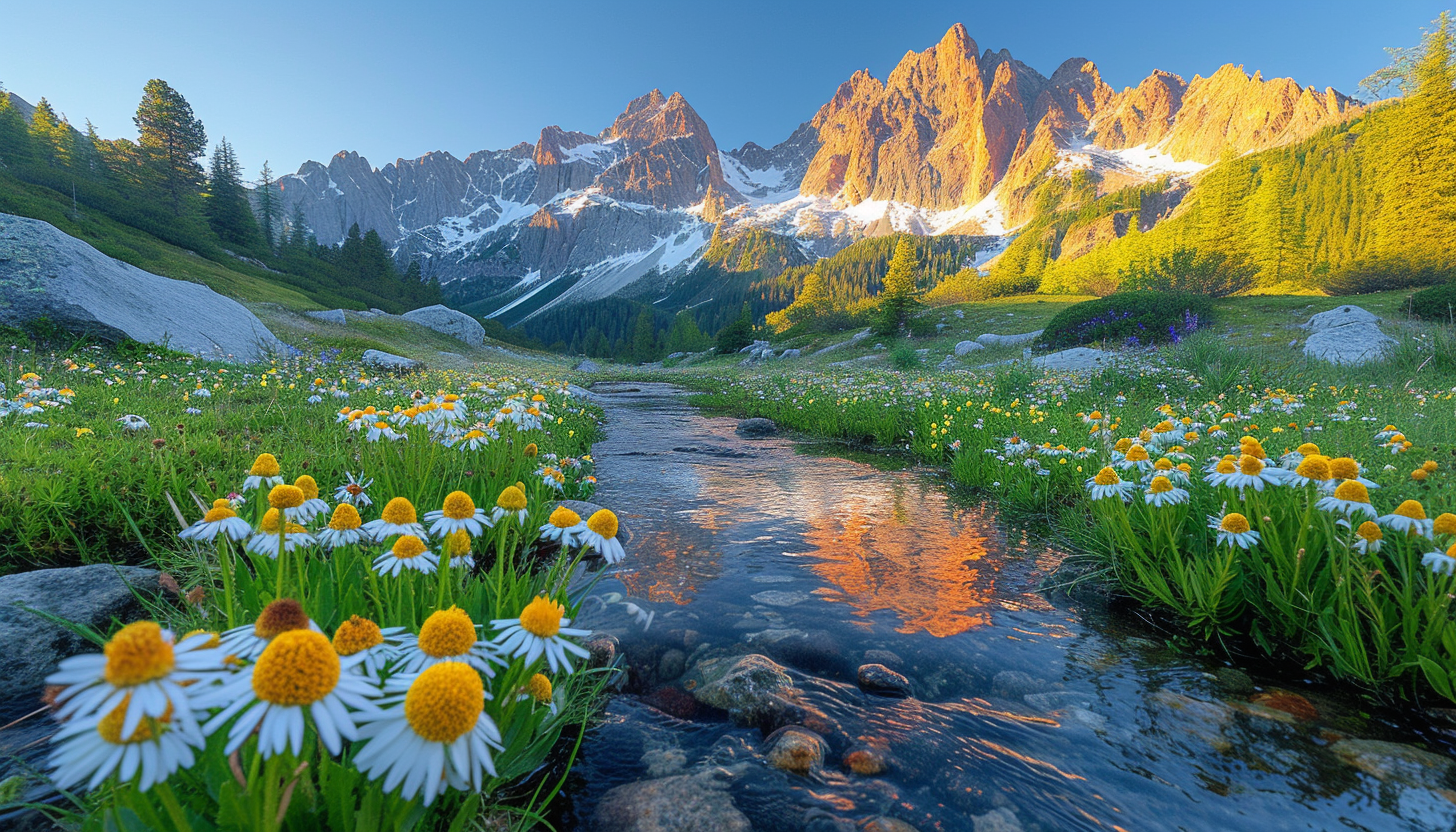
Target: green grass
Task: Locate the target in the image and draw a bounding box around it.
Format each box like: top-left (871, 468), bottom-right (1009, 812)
top-left (0, 340), bottom-right (622, 831)
top-left (0, 174), bottom-right (322, 308)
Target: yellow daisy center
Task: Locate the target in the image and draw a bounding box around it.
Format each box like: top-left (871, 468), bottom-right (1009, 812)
top-left (1333, 480), bottom-right (1371, 503)
top-left (549, 506), bottom-right (582, 529)
top-left (1220, 514), bottom-right (1251, 534)
top-left (1113, 438), bottom-right (1132, 453)
top-left (249, 453), bottom-right (280, 477)
top-left (524, 443), bottom-right (539, 458)
top-left (268, 484), bottom-right (305, 509)
top-left (1124, 445), bottom-right (1149, 462)
top-left (332, 615), bottom-right (384, 657)
top-left (463, 430), bottom-right (487, 441)
top-left (441, 491), bottom-right (477, 520)
top-left (1093, 467), bottom-right (1121, 486)
top-left (1238, 454), bottom-right (1263, 476)
top-left (329, 503), bottom-right (363, 530)
top-left (417, 607), bottom-right (477, 658)
top-left (405, 662), bottom-right (483, 743)
top-left (519, 597), bottom-right (564, 638)
top-left (1149, 476), bottom-right (1174, 494)
top-left (203, 505), bottom-right (238, 523)
top-left (97, 696), bottom-right (173, 744)
top-left (1394, 500), bottom-right (1428, 520)
top-left (103, 622), bottom-right (175, 687)
top-left (1154, 458), bottom-right (1173, 471)
top-left (525, 673), bottom-right (553, 703)
top-left (1088, 411), bottom-right (1103, 420)
top-left (497, 486), bottom-right (527, 512)
top-left (1356, 521), bottom-right (1383, 543)
top-left (393, 535), bottom-right (428, 559)
top-left (1154, 420), bottom-right (1175, 433)
top-left (253, 598), bottom-right (311, 640)
top-left (1297, 443), bottom-right (1321, 456)
top-left (294, 475), bottom-right (320, 501)
top-left (587, 509), bottom-right (619, 539)
top-left (380, 497), bottom-right (418, 526)
top-left (445, 530), bottom-right (472, 557)
top-left (259, 508), bottom-right (282, 534)
top-left (251, 630), bottom-right (340, 706)
top-left (1423, 460), bottom-right (1440, 473)
top-left (1329, 458), bottom-right (1360, 480)
top-left (1296, 455), bottom-right (1331, 480)
top-left (1435, 513), bottom-right (1456, 536)
top-left (1216, 460), bottom-right (1236, 475)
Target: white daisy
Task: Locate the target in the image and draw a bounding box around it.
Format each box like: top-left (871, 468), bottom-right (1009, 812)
top-left (334, 472), bottom-right (375, 509)
top-left (245, 509), bottom-right (317, 558)
top-left (1316, 481), bottom-right (1379, 519)
top-left (1143, 476), bottom-right (1190, 507)
top-left (1423, 546), bottom-right (1456, 576)
top-left (579, 508), bottom-right (626, 564)
top-left (489, 486), bottom-right (530, 527)
top-left (331, 615), bottom-right (405, 681)
top-left (317, 503), bottom-right (375, 549)
top-left (362, 497), bottom-right (427, 540)
top-left (491, 596), bottom-right (591, 674)
top-left (47, 690), bottom-right (208, 793)
top-left (46, 623), bottom-right (225, 740)
top-left (242, 453), bottom-right (285, 492)
top-left (178, 500), bottom-right (253, 543)
top-left (539, 505), bottom-right (586, 548)
top-left (218, 598), bottom-right (324, 663)
top-left (394, 606), bottom-right (503, 676)
top-left (372, 535), bottom-right (439, 577)
top-left (1085, 467), bottom-right (1137, 502)
top-left (424, 491), bottom-right (493, 537)
top-left (1377, 500), bottom-right (1435, 539)
top-left (1210, 512), bottom-right (1261, 549)
top-left (352, 662), bottom-right (503, 806)
top-left (201, 628), bottom-right (380, 757)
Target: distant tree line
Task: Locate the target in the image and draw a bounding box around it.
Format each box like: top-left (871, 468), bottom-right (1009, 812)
top-left (0, 79), bottom-right (442, 312)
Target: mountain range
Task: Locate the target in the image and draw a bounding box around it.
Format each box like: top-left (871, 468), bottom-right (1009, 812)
top-left (268, 23), bottom-right (1359, 325)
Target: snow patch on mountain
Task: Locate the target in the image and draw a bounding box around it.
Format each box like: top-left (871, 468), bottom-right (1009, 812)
top-left (719, 152), bottom-right (797, 205)
top-left (1057, 139), bottom-right (1208, 179)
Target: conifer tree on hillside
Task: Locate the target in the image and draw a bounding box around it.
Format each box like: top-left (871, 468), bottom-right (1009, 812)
top-left (255, 161), bottom-right (278, 250)
top-left (716, 304), bottom-right (755, 354)
top-left (0, 90), bottom-right (35, 168)
top-left (630, 307), bottom-right (658, 363)
top-left (133, 79), bottom-right (207, 215)
top-left (664, 310), bottom-right (710, 354)
top-left (28, 97), bottom-right (73, 167)
top-left (874, 235), bottom-right (922, 336)
top-left (1246, 160), bottom-right (1306, 283)
top-left (1374, 11), bottom-right (1456, 263)
top-left (204, 138), bottom-right (261, 250)
top-left (1195, 147), bottom-right (1252, 258)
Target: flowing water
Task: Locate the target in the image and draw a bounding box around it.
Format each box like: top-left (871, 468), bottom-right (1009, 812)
top-left (556, 383), bottom-right (1456, 832)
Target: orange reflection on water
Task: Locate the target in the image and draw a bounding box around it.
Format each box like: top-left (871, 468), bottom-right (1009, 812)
top-left (801, 483), bottom-right (1000, 637)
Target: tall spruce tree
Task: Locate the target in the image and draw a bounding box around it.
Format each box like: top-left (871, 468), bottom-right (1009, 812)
top-left (204, 138), bottom-right (261, 249)
top-left (874, 235), bottom-right (921, 336)
top-left (255, 161), bottom-right (278, 250)
top-left (630, 307), bottom-right (658, 363)
top-left (1247, 160), bottom-right (1305, 282)
top-left (134, 79), bottom-right (207, 215)
top-left (28, 97), bottom-right (72, 167)
top-left (0, 91), bottom-right (35, 169)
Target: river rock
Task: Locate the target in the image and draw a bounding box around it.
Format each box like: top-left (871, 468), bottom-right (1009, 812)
top-left (991, 669), bottom-right (1043, 698)
top-left (863, 649), bottom-right (904, 669)
top-left (361, 349), bottom-right (423, 373)
top-left (812, 328), bottom-right (872, 356)
top-left (844, 745), bottom-right (890, 775)
top-left (585, 634), bottom-right (619, 669)
top-left (857, 663), bottom-right (912, 697)
top-left (735, 418), bottom-right (778, 438)
top-left (973, 808), bottom-right (1024, 832)
top-left (751, 590), bottom-right (808, 607)
top-left (305, 308), bottom-right (347, 325)
top-left (576, 358), bottom-right (601, 373)
top-left (400, 304), bottom-right (485, 346)
top-left (976, 330), bottom-right (1042, 347)
top-left (658, 648), bottom-right (687, 681)
top-left (0, 213), bottom-right (285, 363)
top-left (1032, 347), bottom-right (1113, 371)
top-left (954, 340), bottom-right (984, 356)
top-left (1331, 739), bottom-right (1455, 789)
top-left (0, 565), bottom-right (163, 695)
top-left (686, 654), bottom-right (794, 724)
top-left (861, 818), bottom-right (920, 832)
top-left (765, 726), bottom-right (827, 774)
top-left (779, 348), bottom-right (801, 359)
top-left (593, 773), bottom-right (751, 832)
top-left (1302, 304), bottom-right (1382, 331)
top-left (1214, 667), bottom-right (1255, 694)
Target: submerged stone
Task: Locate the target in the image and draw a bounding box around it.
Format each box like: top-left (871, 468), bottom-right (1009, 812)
top-left (857, 663), bottom-right (912, 697)
top-left (593, 773), bottom-right (751, 832)
top-left (1331, 739), bottom-right (1455, 790)
top-left (765, 726), bottom-right (827, 774)
top-left (735, 417), bottom-right (778, 438)
top-left (686, 654), bottom-right (795, 725)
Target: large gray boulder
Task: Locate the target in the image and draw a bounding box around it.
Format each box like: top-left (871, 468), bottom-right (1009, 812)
top-left (954, 340), bottom-right (984, 356)
top-left (305, 309), bottom-right (347, 325)
top-left (1032, 347), bottom-right (1114, 371)
top-left (593, 773), bottom-right (751, 832)
top-left (976, 329), bottom-right (1043, 347)
top-left (685, 654), bottom-right (794, 724)
top-left (0, 214), bottom-right (285, 363)
top-left (400, 304), bottom-right (486, 346)
top-left (0, 565), bottom-right (163, 696)
top-left (361, 349), bottom-right (423, 373)
top-left (1301, 305), bottom-right (1395, 366)
top-left (575, 359), bottom-right (601, 373)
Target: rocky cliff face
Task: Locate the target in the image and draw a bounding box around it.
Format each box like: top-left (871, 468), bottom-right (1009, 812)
top-left (268, 24), bottom-right (1360, 318)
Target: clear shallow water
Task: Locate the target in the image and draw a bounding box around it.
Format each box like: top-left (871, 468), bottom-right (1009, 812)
top-left (557, 383), bottom-right (1456, 832)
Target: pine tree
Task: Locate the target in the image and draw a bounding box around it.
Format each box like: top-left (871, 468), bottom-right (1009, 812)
top-left (664, 310), bottom-right (709, 354)
top-left (630, 307), bottom-right (658, 363)
top-left (204, 138), bottom-right (261, 249)
top-left (1247, 160), bottom-right (1305, 283)
top-left (715, 304), bottom-right (755, 354)
top-left (28, 97), bottom-right (72, 167)
top-left (874, 235), bottom-right (921, 336)
top-left (1196, 147), bottom-right (1252, 258)
top-left (133, 79), bottom-right (207, 214)
top-left (0, 91), bottom-right (35, 169)
top-left (255, 161), bottom-right (278, 250)
top-left (286, 204), bottom-right (311, 248)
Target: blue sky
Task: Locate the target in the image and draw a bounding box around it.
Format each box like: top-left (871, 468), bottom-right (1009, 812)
top-left (2, 1), bottom-right (1443, 178)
